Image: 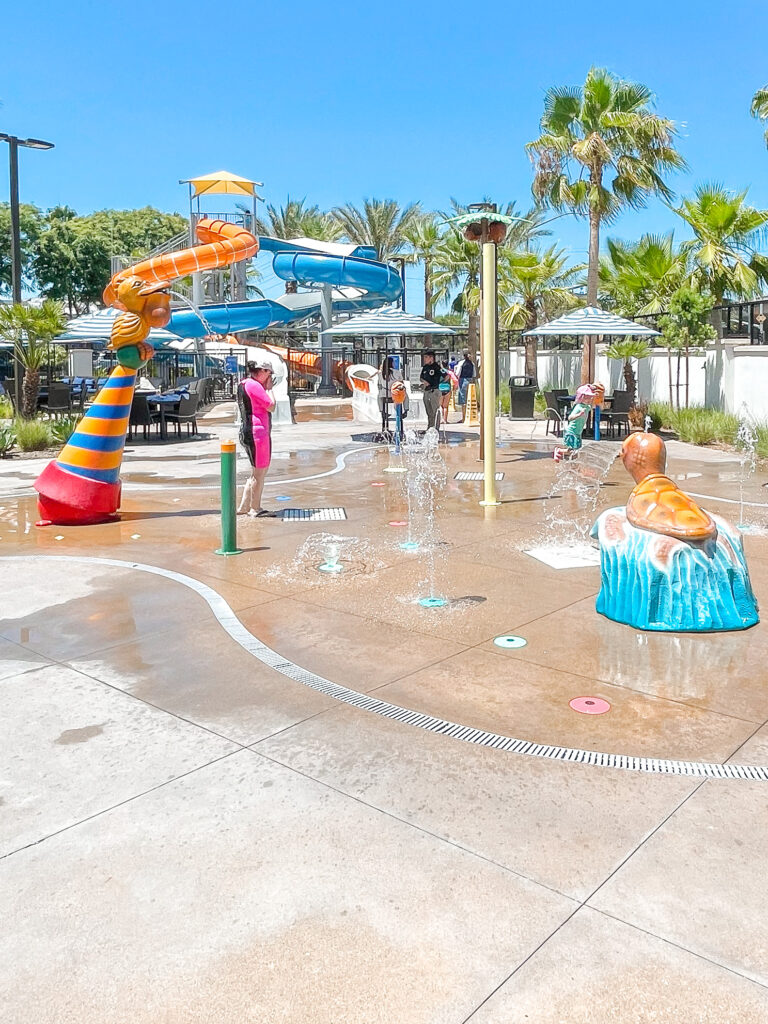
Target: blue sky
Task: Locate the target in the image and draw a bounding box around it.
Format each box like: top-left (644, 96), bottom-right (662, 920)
top-left (3, 0), bottom-right (768, 310)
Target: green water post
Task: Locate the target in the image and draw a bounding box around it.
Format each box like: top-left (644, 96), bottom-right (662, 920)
top-left (216, 440), bottom-right (242, 555)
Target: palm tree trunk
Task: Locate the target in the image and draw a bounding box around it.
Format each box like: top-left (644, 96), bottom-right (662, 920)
top-left (468, 311), bottom-right (479, 360)
top-left (623, 359), bottom-right (636, 405)
top-left (676, 348), bottom-right (681, 411)
top-left (668, 347), bottom-right (674, 408)
top-left (524, 299), bottom-right (538, 384)
top-left (424, 261), bottom-right (433, 349)
top-left (21, 368), bottom-right (40, 420)
top-left (685, 345), bottom-right (690, 408)
top-left (583, 195), bottom-right (601, 385)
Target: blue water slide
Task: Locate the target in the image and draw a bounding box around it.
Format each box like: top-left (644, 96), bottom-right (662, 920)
top-left (167, 238), bottom-right (403, 339)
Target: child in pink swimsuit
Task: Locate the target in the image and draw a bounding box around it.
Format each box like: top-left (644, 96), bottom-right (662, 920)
top-left (237, 360), bottom-right (277, 516)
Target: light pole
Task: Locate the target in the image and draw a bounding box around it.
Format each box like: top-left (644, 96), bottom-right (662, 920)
top-left (0, 133), bottom-right (55, 409)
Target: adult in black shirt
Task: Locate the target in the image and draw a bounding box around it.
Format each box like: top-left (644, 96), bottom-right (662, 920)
top-left (420, 349), bottom-right (442, 431)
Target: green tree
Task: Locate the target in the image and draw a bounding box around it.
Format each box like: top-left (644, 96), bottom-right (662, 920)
top-left (33, 206), bottom-right (186, 313)
top-left (432, 228), bottom-right (482, 353)
top-left (431, 201), bottom-right (549, 356)
top-left (603, 338), bottom-right (650, 405)
top-left (253, 197), bottom-right (340, 293)
top-left (498, 245), bottom-right (583, 382)
top-left (527, 66), bottom-right (684, 382)
top-left (659, 286), bottom-right (717, 409)
top-left (599, 232), bottom-right (688, 316)
top-left (751, 86), bottom-right (768, 146)
top-left (673, 184), bottom-right (768, 303)
top-left (254, 197), bottom-right (341, 242)
top-left (332, 198), bottom-right (421, 261)
top-left (0, 300), bottom-right (66, 417)
top-left (403, 214), bottom-right (441, 320)
top-left (0, 202), bottom-right (45, 295)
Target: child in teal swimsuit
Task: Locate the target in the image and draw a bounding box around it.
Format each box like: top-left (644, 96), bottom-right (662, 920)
top-left (554, 383), bottom-right (604, 461)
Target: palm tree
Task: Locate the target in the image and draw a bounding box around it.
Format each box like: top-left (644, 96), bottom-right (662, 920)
top-left (674, 184), bottom-right (768, 303)
top-left (527, 66), bottom-right (684, 382)
top-left (332, 199), bottom-right (421, 261)
top-left (751, 86), bottom-right (768, 146)
top-left (604, 338), bottom-right (650, 405)
top-left (0, 300), bottom-right (66, 418)
top-left (431, 229), bottom-right (482, 353)
top-left (498, 245), bottom-right (584, 382)
top-left (254, 197), bottom-right (341, 242)
top-left (403, 214), bottom-right (441, 320)
top-left (599, 232), bottom-right (688, 316)
top-left (252, 197), bottom-right (341, 293)
top-left (431, 200), bottom-right (549, 355)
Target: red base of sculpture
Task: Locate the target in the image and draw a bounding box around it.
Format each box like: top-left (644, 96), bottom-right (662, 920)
top-left (34, 461), bottom-right (122, 526)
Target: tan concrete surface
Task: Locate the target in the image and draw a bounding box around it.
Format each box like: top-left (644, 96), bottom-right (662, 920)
top-left (2, 401), bottom-right (768, 1020)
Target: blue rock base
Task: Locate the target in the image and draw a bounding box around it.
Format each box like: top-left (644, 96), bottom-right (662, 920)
top-left (591, 508), bottom-right (759, 632)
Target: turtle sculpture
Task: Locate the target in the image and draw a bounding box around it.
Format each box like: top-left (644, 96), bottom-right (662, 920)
top-left (591, 432), bottom-right (759, 632)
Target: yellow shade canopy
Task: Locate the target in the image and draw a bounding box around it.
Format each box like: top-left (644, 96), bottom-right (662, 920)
top-left (186, 170), bottom-right (261, 198)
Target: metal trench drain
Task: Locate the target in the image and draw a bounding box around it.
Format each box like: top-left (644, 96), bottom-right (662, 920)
top-left (5, 554), bottom-right (767, 782)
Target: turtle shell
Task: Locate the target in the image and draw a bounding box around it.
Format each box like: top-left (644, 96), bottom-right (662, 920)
top-left (626, 473), bottom-right (716, 541)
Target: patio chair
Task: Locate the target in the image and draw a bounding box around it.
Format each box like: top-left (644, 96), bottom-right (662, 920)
top-left (164, 393), bottom-right (199, 437)
top-left (543, 390), bottom-right (563, 437)
top-left (602, 389), bottom-right (632, 438)
top-left (128, 394), bottom-right (159, 442)
top-left (45, 383), bottom-right (72, 418)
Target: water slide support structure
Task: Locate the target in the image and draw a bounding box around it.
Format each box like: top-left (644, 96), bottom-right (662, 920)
top-left (318, 284), bottom-right (335, 396)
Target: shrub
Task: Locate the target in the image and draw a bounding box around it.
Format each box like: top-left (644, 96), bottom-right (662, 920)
top-left (0, 424), bottom-right (15, 456)
top-left (14, 417), bottom-right (52, 452)
top-left (0, 395), bottom-right (13, 419)
top-left (50, 416), bottom-right (80, 445)
top-left (628, 400), bottom-right (662, 432)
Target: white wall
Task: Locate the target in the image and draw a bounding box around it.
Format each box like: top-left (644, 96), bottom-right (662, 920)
top-left (505, 342), bottom-right (768, 418)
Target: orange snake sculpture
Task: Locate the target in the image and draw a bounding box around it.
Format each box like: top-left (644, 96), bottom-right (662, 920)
top-left (34, 219), bottom-right (258, 525)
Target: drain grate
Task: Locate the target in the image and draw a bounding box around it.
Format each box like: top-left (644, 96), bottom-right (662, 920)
top-left (281, 507), bottom-right (347, 522)
top-left (455, 472), bottom-right (504, 481)
top-left (10, 554), bottom-right (768, 783)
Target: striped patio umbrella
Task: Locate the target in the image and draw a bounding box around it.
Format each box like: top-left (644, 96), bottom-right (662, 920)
top-left (321, 306), bottom-right (455, 336)
top-left (55, 307), bottom-right (181, 345)
top-left (522, 306), bottom-right (659, 336)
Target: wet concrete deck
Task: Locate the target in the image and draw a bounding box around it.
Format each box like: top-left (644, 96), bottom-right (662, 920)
top-left (2, 401), bottom-right (768, 1022)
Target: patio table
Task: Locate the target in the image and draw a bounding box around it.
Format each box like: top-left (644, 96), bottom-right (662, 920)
top-left (147, 393), bottom-right (181, 440)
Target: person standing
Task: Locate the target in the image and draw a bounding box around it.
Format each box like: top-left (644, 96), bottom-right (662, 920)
top-left (377, 355), bottom-right (408, 433)
top-left (439, 360), bottom-right (458, 424)
top-left (237, 360), bottom-right (277, 517)
top-left (419, 349), bottom-right (442, 431)
top-left (456, 349), bottom-right (476, 408)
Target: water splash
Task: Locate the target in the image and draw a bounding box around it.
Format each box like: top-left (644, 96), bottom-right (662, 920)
top-left (400, 428), bottom-right (448, 604)
top-left (317, 539), bottom-right (344, 573)
top-left (736, 405), bottom-right (758, 531)
top-left (263, 532), bottom-right (385, 584)
top-left (525, 440), bottom-right (622, 565)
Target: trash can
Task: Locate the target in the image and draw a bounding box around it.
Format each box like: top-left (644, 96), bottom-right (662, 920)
top-left (508, 375), bottom-right (536, 419)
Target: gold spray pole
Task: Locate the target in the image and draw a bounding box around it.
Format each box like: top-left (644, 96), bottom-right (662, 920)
top-left (480, 231), bottom-right (499, 506)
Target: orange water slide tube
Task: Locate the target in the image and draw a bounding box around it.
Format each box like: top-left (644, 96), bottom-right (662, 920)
top-left (103, 218), bottom-right (258, 307)
top-left (264, 345), bottom-right (349, 387)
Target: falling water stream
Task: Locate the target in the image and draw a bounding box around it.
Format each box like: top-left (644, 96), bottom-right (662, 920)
top-left (736, 406), bottom-right (758, 531)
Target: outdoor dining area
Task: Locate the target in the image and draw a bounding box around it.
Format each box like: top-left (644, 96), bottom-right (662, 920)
top-left (8, 374), bottom-right (215, 443)
top-left (128, 377), bottom-right (214, 442)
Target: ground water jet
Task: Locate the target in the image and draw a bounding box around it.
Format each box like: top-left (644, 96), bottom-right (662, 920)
top-left (400, 428), bottom-right (448, 605)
